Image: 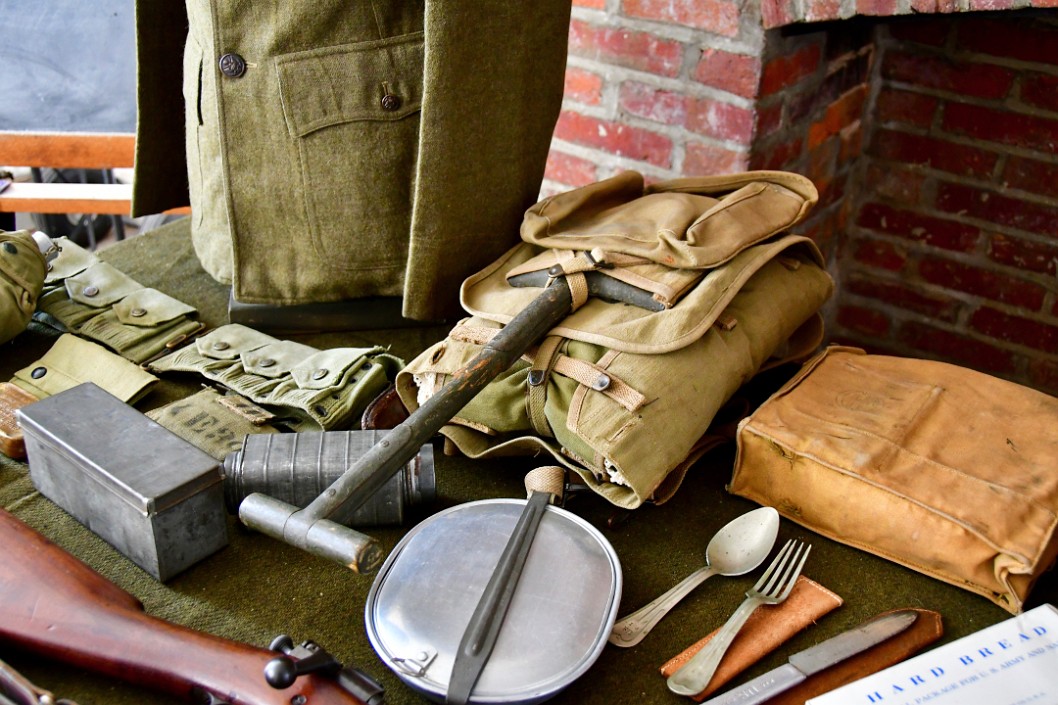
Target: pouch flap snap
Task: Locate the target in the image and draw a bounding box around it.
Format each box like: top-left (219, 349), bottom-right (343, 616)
top-left (65, 262), bottom-right (141, 307)
top-left (45, 237), bottom-right (99, 283)
top-left (242, 340), bottom-right (318, 378)
top-left (290, 347), bottom-right (379, 389)
top-left (276, 32), bottom-right (424, 138)
top-left (113, 288), bottom-right (196, 327)
top-left (195, 324), bottom-right (275, 360)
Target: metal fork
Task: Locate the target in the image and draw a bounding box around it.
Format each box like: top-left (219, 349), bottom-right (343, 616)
top-left (666, 539), bottom-right (811, 696)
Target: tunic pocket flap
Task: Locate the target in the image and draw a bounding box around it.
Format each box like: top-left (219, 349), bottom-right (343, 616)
top-left (276, 32), bottom-right (424, 138)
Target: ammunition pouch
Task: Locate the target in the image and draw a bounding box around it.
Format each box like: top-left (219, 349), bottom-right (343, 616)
top-left (148, 324), bottom-right (403, 431)
top-left (35, 239), bottom-right (202, 364)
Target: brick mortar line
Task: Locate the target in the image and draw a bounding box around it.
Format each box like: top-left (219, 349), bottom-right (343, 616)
top-left (879, 29), bottom-right (1058, 78)
top-left (570, 5), bottom-right (767, 49)
top-left (864, 151), bottom-right (1058, 207)
top-left (877, 78), bottom-right (1058, 121)
top-left (558, 97), bottom-right (759, 152)
top-left (844, 225), bottom-right (1058, 290)
top-left (548, 137), bottom-right (687, 179)
top-left (870, 122), bottom-right (1058, 168)
top-left (837, 291), bottom-right (1058, 361)
top-left (565, 55), bottom-right (761, 105)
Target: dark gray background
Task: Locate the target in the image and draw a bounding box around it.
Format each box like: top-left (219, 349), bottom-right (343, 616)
top-left (0, 0), bottom-right (136, 133)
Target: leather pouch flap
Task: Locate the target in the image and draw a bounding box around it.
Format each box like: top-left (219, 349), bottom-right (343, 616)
top-left (290, 347), bottom-right (378, 390)
top-left (195, 324), bottom-right (275, 360)
top-left (276, 32), bottom-right (424, 138)
top-left (64, 262), bottom-right (141, 307)
top-left (113, 288), bottom-right (197, 327)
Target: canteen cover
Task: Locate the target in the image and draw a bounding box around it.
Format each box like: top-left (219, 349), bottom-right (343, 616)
top-left (365, 498), bottom-right (621, 704)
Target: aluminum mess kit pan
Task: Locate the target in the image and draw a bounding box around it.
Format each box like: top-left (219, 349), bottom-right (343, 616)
top-left (365, 498), bottom-right (621, 704)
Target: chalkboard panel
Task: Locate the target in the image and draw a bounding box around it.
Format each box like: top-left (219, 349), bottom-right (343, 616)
top-left (0, 0), bottom-right (136, 133)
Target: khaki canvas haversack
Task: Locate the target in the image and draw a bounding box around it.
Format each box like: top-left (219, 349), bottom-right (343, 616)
top-left (396, 171), bottom-right (835, 509)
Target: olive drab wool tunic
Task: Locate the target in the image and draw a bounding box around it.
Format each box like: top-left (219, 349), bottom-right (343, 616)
top-left (131, 1), bottom-right (572, 321)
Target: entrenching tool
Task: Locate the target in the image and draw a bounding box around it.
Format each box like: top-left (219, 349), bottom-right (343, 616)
top-left (238, 264), bottom-right (684, 572)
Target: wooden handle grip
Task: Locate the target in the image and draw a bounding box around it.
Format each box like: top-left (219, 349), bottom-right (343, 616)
top-left (0, 508), bottom-right (365, 705)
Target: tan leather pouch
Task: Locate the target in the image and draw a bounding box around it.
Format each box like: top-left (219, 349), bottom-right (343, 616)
top-left (730, 346), bottom-right (1058, 614)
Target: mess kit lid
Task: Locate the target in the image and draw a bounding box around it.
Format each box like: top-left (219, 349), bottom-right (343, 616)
top-left (17, 382), bottom-right (222, 514)
top-left (365, 498), bottom-right (621, 704)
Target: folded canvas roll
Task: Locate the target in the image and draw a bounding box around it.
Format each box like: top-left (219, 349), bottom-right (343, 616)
top-left (730, 346), bottom-right (1058, 613)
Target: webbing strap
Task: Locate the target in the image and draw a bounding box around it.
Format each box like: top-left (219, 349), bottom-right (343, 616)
top-left (525, 335), bottom-right (563, 437)
top-left (551, 354), bottom-right (647, 412)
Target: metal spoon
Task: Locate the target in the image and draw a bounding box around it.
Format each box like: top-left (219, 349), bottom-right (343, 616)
top-left (608, 506), bottom-right (780, 648)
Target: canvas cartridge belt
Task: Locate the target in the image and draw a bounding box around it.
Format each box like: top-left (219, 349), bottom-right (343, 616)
top-left (34, 238), bottom-right (202, 364)
top-left (148, 324), bottom-right (403, 432)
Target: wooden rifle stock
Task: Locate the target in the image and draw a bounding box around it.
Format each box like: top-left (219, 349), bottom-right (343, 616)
top-left (0, 508), bottom-right (368, 705)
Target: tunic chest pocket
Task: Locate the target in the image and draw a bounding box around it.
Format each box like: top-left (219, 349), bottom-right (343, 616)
top-left (276, 33), bottom-right (425, 274)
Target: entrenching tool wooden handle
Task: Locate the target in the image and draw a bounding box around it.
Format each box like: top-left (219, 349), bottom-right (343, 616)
top-left (238, 281), bottom-right (576, 571)
top-left (0, 508), bottom-right (369, 705)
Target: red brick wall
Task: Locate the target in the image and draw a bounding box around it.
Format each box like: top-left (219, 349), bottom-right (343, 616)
top-left (543, 0), bottom-right (766, 193)
top-left (836, 16), bottom-right (1058, 395)
top-left (544, 5), bottom-right (1058, 396)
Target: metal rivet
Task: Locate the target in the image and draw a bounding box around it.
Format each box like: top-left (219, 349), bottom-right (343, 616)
top-left (212, 341), bottom-right (230, 351)
top-left (130, 307), bottom-right (147, 318)
top-left (312, 368), bottom-right (328, 380)
top-left (258, 358), bottom-right (276, 368)
top-left (219, 52), bottom-right (247, 78)
top-left (381, 93), bottom-right (401, 111)
top-left (527, 369), bottom-right (545, 387)
top-left (1, 242), bottom-right (16, 254)
top-left (82, 285), bottom-right (100, 297)
top-left (547, 264), bottom-right (563, 276)
top-left (591, 373), bottom-right (611, 391)
top-left (31, 366), bottom-right (47, 379)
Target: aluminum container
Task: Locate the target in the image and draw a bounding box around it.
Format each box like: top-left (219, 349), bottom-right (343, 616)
top-left (221, 429), bottom-right (435, 526)
top-left (365, 498), bottom-right (621, 704)
top-left (18, 382), bottom-right (228, 581)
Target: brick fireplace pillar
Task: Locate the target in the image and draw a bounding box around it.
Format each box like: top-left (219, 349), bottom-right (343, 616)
top-left (545, 1), bottom-right (1058, 395)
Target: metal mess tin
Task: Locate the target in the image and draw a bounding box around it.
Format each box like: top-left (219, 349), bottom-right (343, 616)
top-left (365, 498), bottom-right (621, 704)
